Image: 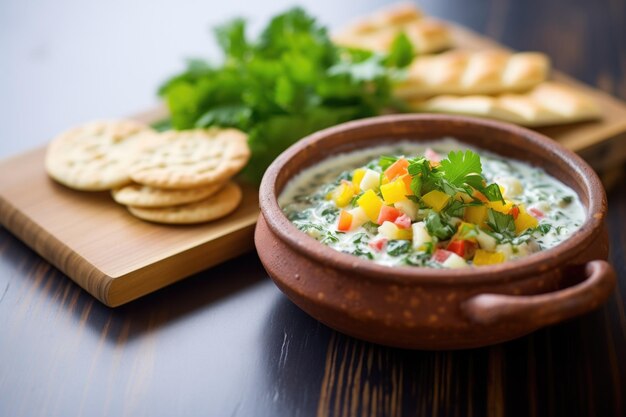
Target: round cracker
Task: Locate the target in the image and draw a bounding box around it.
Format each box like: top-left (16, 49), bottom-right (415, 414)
top-left (45, 120), bottom-right (160, 191)
top-left (130, 128), bottom-right (250, 190)
top-left (127, 182), bottom-right (242, 224)
top-left (111, 182), bottom-right (225, 208)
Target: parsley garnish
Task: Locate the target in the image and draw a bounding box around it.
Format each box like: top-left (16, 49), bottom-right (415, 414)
top-left (480, 183), bottom-right (506, 203)
top-left (439, 150), bottom-right (483, 189)
top-left (486, 209), bottom-right (516, 237)
top-left (159, 8), bottom-right (412, 183)
top-left (425, 212), bottom-right (455, 240)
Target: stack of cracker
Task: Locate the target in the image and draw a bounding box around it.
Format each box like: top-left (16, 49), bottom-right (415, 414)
top-left (45, 120), bottom-right (250, 225)
top-left (333, 3), bottom-right (601, 127)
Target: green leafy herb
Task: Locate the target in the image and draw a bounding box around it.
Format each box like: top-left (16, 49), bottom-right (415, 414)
top-left (486, 209), bottom-right (515, 236)
top-left (346, 248), bottom-right (374, 259)
top-left (439, 150), bottom-right (483, 189)
top-left (387, 240), bottom-right (411, 256)
top-left (159, 8), bottom-right (411, 183)
top-left (480, 183), bottom-right (505, 203)
top-left (425, 212), bottom-right (455, 240)
top-left (320, 231), bottom-right (340, 244)
top-left (378, 155), bottom-right (399, 170)
top-left (320, 206), bottom-right (339, 222)
top-left (383, 32), bottom-right (414, 68)
top-left (536, 223), bottom-right (552, 234)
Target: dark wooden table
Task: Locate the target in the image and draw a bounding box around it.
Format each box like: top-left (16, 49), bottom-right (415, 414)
top-left (1, 1), bottom-right (625, 416)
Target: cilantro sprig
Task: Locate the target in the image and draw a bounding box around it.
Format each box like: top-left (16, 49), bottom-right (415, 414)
top-left (159, 7), bottom-right (413, 183)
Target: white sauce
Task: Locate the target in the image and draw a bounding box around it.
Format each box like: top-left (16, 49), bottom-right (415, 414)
top-left (280, 139), bottom-right (586, 267)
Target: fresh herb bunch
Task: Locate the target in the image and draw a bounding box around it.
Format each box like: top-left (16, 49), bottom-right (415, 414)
top-left (158, 8), bottom-right (413, 182)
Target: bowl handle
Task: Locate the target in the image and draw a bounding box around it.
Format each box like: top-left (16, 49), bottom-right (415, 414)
top-left (461, 260), bottom-right (616, 328)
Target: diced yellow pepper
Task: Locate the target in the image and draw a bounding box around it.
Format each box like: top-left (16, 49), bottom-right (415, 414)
top-left (378, 221), bottom-right (413, 240)
top-left (514, 206), bottom-right (538, 234)
top-left (486, 199), bottom-right (514, 214)
top-left (422, 190), bottom-right (451, 212)
top-left (357, 189), bottom-right (383, 222)
top-left (380, 178), bottom-right (408, 204)
top-left (352, 169), bottom-right (365, 192)
top-left (331, 181), bottom-right (356, 207)
top-left (473, 249), bottom-right (506, 266)
top-left (453, 222), bottom-right (478, 242)
top-left (464, 205), bottom-right (487, 225)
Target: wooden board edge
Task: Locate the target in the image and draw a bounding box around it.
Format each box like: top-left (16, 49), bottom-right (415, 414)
top-left (0, 196), bottom-right (113, 305)
top-left (106, 217), bottom-right (258, 307)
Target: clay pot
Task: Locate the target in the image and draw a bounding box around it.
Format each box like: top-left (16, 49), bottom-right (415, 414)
top-left (255, 114), bottom-right (615, 350)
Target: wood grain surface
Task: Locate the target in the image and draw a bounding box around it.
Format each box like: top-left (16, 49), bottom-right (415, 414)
top-left (0, 147), bottom-right (259, 306)
top-left (1, 0), bottom-right (625, 416)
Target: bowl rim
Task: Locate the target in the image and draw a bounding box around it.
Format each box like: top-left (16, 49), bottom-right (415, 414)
top-left (258, 114), bottom-right (607, 286)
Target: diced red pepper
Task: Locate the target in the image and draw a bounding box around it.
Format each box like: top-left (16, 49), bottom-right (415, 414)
top-left (369, 237), bottom-right (388, 252)
top-left (337, 210), bottom-right (353, 232)
top-left (384, 158), bottom-right (409, 180)
top-left (528, 207), bottom-right (545, 219)
top-left (447, 239), bottom-right (477, 259)
top-left (508, 205), bottom-right (520, 220)
top-left (377, 205), bottom-right (401, 225)
top-left (394, 214), bottom-right (412, 229)
top-left (432, 249), bottom-right (453, 263)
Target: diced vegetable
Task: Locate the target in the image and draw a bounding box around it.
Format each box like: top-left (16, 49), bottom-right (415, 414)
top-left (476, 229), bottom-right (497, 251)
top-left (411, 221), bottom-right (432, 250)
top-left (508, 205), bottom-right (520, 220)
top-left (352, 169), bottom-right (365, 192)
top-left (384, 158), bottom-right (409, 180)
top-left (380, 178), bottom-right (409, 204)
top-left (495, 177), bottom-right (523, 198)
top-left (394, 214), bottom-right (412, 229)
top-left (400, 174), bottom-right (413, 194)
top-left (347, 206), bottom-right (368, 230)
top-left (453, 222), bottom-right (478, 242)
top-left (394, 199), bottom-right (419, 220)
top-left (514, 206), bottom-right (538, 233)
top-left (473, 249), bottom-right (506, 265)
top-left (357, 190), bottom-right (383, 222)
top-left (528, 207), bottom-right (545, 219)
top-left (486, 199), bottom-right (514, 214)
top-left (447, 239), bottom-right (476, 259)
top-left (432, 249), bottom-right (452, 263)
top-left (432, 249), bottom-right (468, 268)
top-left (377, 205), bottom-right (401, 225)
top-left (422, 190), bottom-right (450, 212)
top-left (359, 169), bottom-right (381, 191)
top-left (369, 237), bottom-right (388, 252)
top-left (331, 180), bottom-right (356, 207)
top-left (378, 221), bottom-right (412, 240)
top-left (464, 205), bottom-right (487, 225)
top-left (337, 210), bottom-right (353, 232)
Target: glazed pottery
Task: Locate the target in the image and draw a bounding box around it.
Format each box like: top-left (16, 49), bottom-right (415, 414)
top-left (255, 114), bottom-right (616, 350)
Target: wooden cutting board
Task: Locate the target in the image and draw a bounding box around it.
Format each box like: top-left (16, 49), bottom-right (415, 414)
top-left (1, 24), bottom-right (626, 307)
top-left (0, 141), bottom-right (259, 307)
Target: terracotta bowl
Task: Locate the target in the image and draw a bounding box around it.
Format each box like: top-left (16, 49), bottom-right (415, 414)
top-left (255, 114), bottom-right (616, 350)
